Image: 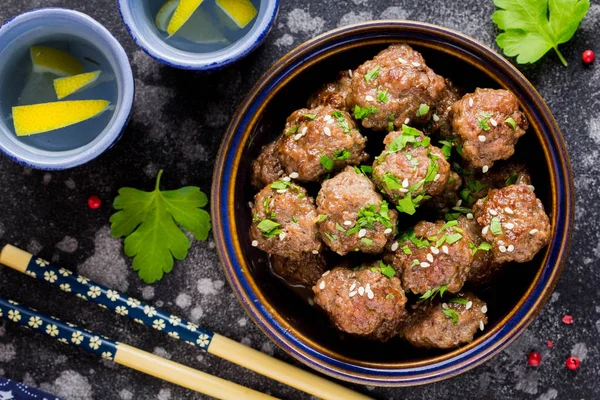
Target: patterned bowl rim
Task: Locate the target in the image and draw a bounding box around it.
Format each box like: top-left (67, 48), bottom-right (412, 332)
top-left (211, 20), bottom-right (575, 386)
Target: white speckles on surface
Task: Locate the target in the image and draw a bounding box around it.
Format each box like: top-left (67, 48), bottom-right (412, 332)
top-left (56, 236), bottom-right (79, 253)
top-left (0, 343), bottom-right (16, 362)
top-left (152, 347), bottom-right (171, 360)
top-left (260, 342), bottom-right (275, 356)
top-left (42, 173), bottom-right (52, 185)
top-left (175, 293), bottom-right (192, 309)
top-left (40, 370), bottom-right (93, 400)
top-left (197, 278), bottom-right (224, 295)
top-left (143, 162), bottom-right (160, 179)
top-left (515, 370), bottom-right (540, 394)
top-left (157, 388), bottom-right (172, 400)
top-left (26, 239), bottom-right (43, 255)
top-left (132, 79), bottom-right (176, 141)
top-left (537, 388), bottom-right (558, 400)
top-left (338, 11), bottom-right (373, 27)
top-left (78, 226), bottom-right (130, 292)
top-left (286, 9), bottom-right (325, 35)
top-left (379, 6), bottom-right (409, 19)
top-left (237, 318), bottom-right (247, 327)
top-left (142, 286), bottom-right (155, 300)
top-left (549, 292), bottom-right (560, 304)
top-left (119, 389), bottom-right (134, 400)
top-left (64, 178), bottom-right (76, 189)
top-left (588, 116), bottom-right (600, 144)
top-left (571, 342), bottom-right (588, 361)
top-left (190, 306), bottom-right (204, 322)
top-left (241, 337), bottom-right (252, 347)
top-left (274, 33), bottom-right (294, 48)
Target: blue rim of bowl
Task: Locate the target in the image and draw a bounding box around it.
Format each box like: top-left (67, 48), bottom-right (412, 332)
top-left (117, 0), bottom-right (279, 71)
top-left (0, 8), bottom-right (134, 170)
top-left (212, 21), bottom-right (574, 386)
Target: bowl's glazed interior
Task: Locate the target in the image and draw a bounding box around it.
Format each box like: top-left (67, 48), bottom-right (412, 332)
top-left (214, 22), bottom-right (572, 385)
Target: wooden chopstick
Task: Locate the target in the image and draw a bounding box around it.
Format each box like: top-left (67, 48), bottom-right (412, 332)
top-left (0, 296), bottom-right (275, 400)
top-left (0, 244), bottom-right (372, 400)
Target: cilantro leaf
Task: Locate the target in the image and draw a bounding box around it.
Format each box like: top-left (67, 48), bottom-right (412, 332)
top-left (354, 105), bottom-right (379, 120)
top-left (415, 103), bottom-right (430, 117)
top-left (320, 155), bottom-right (334, 171)
top-left (442, 308), bottom-right (459, 325)
top-left (110, 170), bottom-right (211, 283)
top-left (302, 113), bottom-right (317, 120)
top-left (492, 0), bottom-right (590, 66)
top-left (364, 65), bottom-right (380, 82)
top-left (377, 89), bottom-right (389, 103)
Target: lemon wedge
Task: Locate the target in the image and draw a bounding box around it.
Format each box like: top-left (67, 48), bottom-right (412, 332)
top-left (155, 0), bottom-right (179, 32)
top-left (30, 46), bottom-right (84, 77)
top-left (167, 0), bottom-right (204, 36)
top-left (13, 100), bottom-right (111, 136)
top-left (53, 71), bottom-right (102, 100)
top-left (216, 0), bottom-right (257, 29)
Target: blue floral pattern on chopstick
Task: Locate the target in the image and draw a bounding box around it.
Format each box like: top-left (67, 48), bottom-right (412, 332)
top-left (0, 297), bottom-right (117, 360)
top-left (25, 257), bottom-right (214, 350)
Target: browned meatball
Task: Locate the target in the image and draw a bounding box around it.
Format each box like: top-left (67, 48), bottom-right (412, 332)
top-left (426, 171), bottom-right (462, 214)
top-left (346, 44), bottom-right (447, 131)
top-left (316, 167), bottom-right (398, 255)
top-left (307, 70), bottom-right (352, 111)
top-left (251, 136), bottom-right (284, 189)
top-left (372, 126), bottom-right (450, 213)
top-left (250, 180), bottom-right (322, 258)
top-left (402, 292), bottom-right (488, 349)
top-left (270, 253), bottom-right (328, 287)
top-left (463, 218), bottom-right (497, 285)
top-left (384, 217), bottom-right (475, 294)
top-left (313, 264), bottom-right (408, 341)
top-left (277, 105), bottom-right (368, 182)
top-left (428, 78), bottom-right (462, 137)
top-left (450, 88), bottom-right (528, 169)
top-left (460, 162), bottom-right (532, 207)
top-left (473, 184), bottom-right (551, 263)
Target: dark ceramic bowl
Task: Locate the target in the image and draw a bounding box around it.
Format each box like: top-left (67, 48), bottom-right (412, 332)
top-left (212, 21), bottom-right (574, 386)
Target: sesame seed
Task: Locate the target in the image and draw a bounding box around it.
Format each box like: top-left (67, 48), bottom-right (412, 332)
top-left (251, 240), bottom-right (258, 247)
top-left (466, 213), bottom-right (474, 220)
top-left (349, 291), bottom-right (357, 297)
top-left (301, 126), bottom-right (308, 134)
top-left (468, 98), bottom-right (474, 107)
top-left (323, 127), bottom-right (331, 136)
top-left (442, 303), bottom-right (448, 309)
top-left (277, 170), bottom-right (284, 176)
top-left (507, 244), bottom-right (515, 252)
top-left (498, 240), bottom-right (504, 245)
top-left (289, 172), bottom-right (299, 179)
top-left (479, 320), bottom-right (485, 331)
top-left (431, 246), bottom-right (439, 254)
top-left (420, 262), bottom-right (430, 268)
top-left (344, 220), bottom-right (352, 226)
top-left (404, 118), bottom-right (410, 124)
top-left (499, 245), bottom-right (507, 253)
top-left (276, 189), bottom-right (287, 194)
top-left (402, 178), bottom-right (409, 188)
top-left (466, 301), bottom-right (473, 310)
top-left (482, 165), bottom-right (489, 173)
top-left (426, 253), bottom-right (434, 263)
top-left (504, 207), bottom-right (514, 214)
top-left (528, 185), bottom-right (535, 191)
top-left (312, 250), bottom-right (319, 255)
top-left (489, 209), bottom-right (498, 216)
top-left (308, 298), bottom-right (314, 306)
top-left (504, 222), bottom-right (514, 230)
top-left (481, 305), bottom-right (488, 314)
top-left (482, 226), bottom-right (489, 235)
top-left (384, 228), bottom-right (393, 234)
top-left (442, 245), bottom-right (449, 254)
top-left (490, 118), bottom-right (498, 127)
top-left (391, 242), bottom-right (399, 251)
top-left (248, 201), bottom-right (254, 209)
top-left (358, 287), bottom-right (365, 296)
top-left (478, 135), bottom-right (486, 142)
top-left (412, 62), bottom-right (421, 67)
top-left (348, 69), bottom-right (353, 78)
top-left (398, 57), bottom-right (407, 64)
top-left (399, 188), bottom-right (409, 193)
top-left (433, 174), bottom-right (440, 182)
top-left (358, 229), bottom-right (367, 238)
top-left (530, 229), bottom-right (539, 235)
top-left (279, 232), bottom-right (287, 241)
top-left (327, 119), bottom-right (334, 125)
top-left (350, 282), bottom-right (356, 291)
top-left (293, 133), bottom-right (303, 141)
top-left (365, 95), bottom-right (374, 102)
top-left (365, 283), bottom-right (370, 292)
top-left (455, 199), bottom-right (463, 207)
top-left (319, 281), bottom-right (325, 290)
top-left (282, 176), bottom-right (291, 182)
top-left (323, 270), bottom-right (331, 276)
top-left (367, 291), bottom-right (374, 299)
top-left (432, 114), bottom-right (440, 122)
top-left (323, 115), bottom-right (332, 122)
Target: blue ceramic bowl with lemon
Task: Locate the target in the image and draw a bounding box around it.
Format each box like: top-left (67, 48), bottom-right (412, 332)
top-left (0, 8), bottom-right (134, 170)
top-left (118, 0), bottom-right (279, 70)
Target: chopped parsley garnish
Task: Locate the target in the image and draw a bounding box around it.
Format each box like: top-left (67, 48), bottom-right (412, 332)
top-left (439, 140), bottom-right (454, 159)
top-left (320, 150), bottom-right (351, 171)
top-left (331, 110), bottom-right (351, 133)
top-left (469, 241), bottom-right (492, 255)
top-left (416, 103), bottom-right (430, 117)
top-left (400, 230), bottom-right (429, 249)
top-left (505, 117), bottom-right (517, 130)
top-left (490, 217), bottom-right (503, 235)
top-left (270, 179), bottom-right (300, 192)
top-left (284, 125), bottom-right (299, 135)
top-left (335, 223), bottom-right (346, 232)
top-left (377, 89), bottom-right (389, 103)
top-left (387, 113), bottom-right (395, 132)
top-left (445, 233), bottom-right (463, 244)
top-left (361, 237), bottom-right (373, 246)
top-left (361, 165), bottom-right (373, 174)
top-left (438, 220), bottom-right (459, 232)
top-left (302, 113), bottom-right (317, 120)
top-left (320, 156), bottom-right (334, 170)
top-left (396, 194), bottom-right (417, 215)
top-left (411, 259), bottom-right (421, 267)
top-left (442, 308), bottom-right (459, 325)
top-left (385, 293), bottom-right (396, 300)
top-left (346, 201), bottom-right (393, 235)
top-left (505, 172), bottom-right (518, 186)
top-left (460, 180), bottom-right (487, 206)
top-left (388, 124), bottom-right (427, 152)
top-left (376, 261), bottom-right (396, 278)
top-left (402, 245), bottom-right (412, 255)
top-left (364, 65), bottom-right (380, 82)
top-left (477, 112), bottom-right (493, 131)
top-left (417, 285), bottom-right (448, 304)
top-left (291, 216), bottom-right (298, 223)
top-left (449, 297), bottom-right (468, 305)
top-left (354, 105), bottom-right (379, 120)
top-left (324, 232), bottom-right (336, 241)
top-left (317, 214), bottom-right (328, 223)
top-left (382, 173), bottom-right (402, 190)
top-left (257, 219), bottom-right (281, 238)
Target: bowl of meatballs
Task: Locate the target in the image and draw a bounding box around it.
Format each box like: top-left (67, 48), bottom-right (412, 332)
top-left (212, 21), bottom-right (574, 386)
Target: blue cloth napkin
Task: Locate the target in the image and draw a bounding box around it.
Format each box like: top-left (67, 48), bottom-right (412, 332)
top-left (0, 377), bottom-right (61, 400)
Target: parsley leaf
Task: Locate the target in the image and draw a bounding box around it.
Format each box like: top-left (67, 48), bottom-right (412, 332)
top-left (490, 217), bottom-right (503, 235)
top-left (354, 105), bottom-right (379, 120)
top-left (416, 103), bottom-right (430, 117)
top-left (442, 308), bottom-right (459, 325)
top-left (417, 285), bottom-right (448, 304)
top-left (504, 117), bottom-right (517, 130)
top-left (319, 155), bottom-right (334, 171)
top-left (450, 297), bottom-right (469, 305)
top-left (505, 172), bottom-right (519, 186)
top-left (110, 170), bottom-right (211, 283)
top-left (492, 0), bottom-right (590, 66)
top-left (364, 65), bottom-right (380, 82)
top-left (377, 89), bottom-right (389, 103)
top-left (477, 112), bottom-right (493, 131)
top-left (331, 110), bottom-right (351, 133)
top-left (285, 125), bottom-right (299, 135)
top-left (346, 201), bottom-right (393, 235)
top-left (257, 219), bottom-right (282, 237)
top-left (302, 113), bottom-right (317, 120)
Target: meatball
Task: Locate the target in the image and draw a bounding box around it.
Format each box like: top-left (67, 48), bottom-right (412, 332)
top-left (313, 264), bottom-right (408, 341)
top-left (307, 70), bottom-right (352, 111)
top-left (473, 184), bottom-right (551, 263)
top-left (316, 167), bottom-right (398, 255)
top-left (462, 217), bottom-right (497, 285)
top-left (346, 44), bottom-right (447, 131)
top-left (384, 216), bottom-right (475, 294)
top-left (251, 136), bottom-right (284, 189)
top-left (250, 180), bottom-right (322, 258)
top-left (402, 292), bottom-right (488, 349)
top-left (459, 162), bottom-right (532, 207)
top-left (428, 78), bottom-right (462, 137)
top-left (372, 126), bottom-right (450, 212)
top-left (277, 105), bottom-right (368, 182)
top-left (426, 171), bottom-right (462, 214)
top-left (450, 88), bottom-right (528, 169)
top-left (270, 253), bottom-right (328, 287)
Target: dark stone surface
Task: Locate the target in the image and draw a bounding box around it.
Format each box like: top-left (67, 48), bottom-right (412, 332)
top-left (0, 0), bottom-right (598, 399)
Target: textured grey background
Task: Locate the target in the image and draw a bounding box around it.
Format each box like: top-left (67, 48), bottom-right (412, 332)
top-left (0, 0), bottom-right (599, 399)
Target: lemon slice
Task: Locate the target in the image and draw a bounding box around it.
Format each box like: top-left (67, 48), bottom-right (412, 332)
top-left (156, 0), bottom-right (229, 45)
top-left (53, 71), bottom-right (102, 100)
top-left (216, 0), bottom-right (257, 29)
top-left (13, 100), bottom-right (111, 136)
top-left (155, 0), bottom-right (179, 32)
top-left (30, 46), bottom-right (84, 77)
top-left (167, 0), bottom-right (204, 36)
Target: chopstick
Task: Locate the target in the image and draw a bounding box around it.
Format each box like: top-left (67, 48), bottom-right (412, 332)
top-left (0, 296), bottom-right (275, 400)
top-left (0, 244), bottom-right (372, 400)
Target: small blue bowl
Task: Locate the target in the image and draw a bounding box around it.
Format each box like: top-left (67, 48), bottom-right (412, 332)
top-left (0, 8), bottom-right (134, 170)
top-left (117, 0), bottom-right (279, 70)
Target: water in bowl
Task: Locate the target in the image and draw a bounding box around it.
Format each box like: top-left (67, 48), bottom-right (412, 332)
top-left (0, 36), bottom-right (117, 152)
top-left (146, 0), bottom-right (260, 53)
